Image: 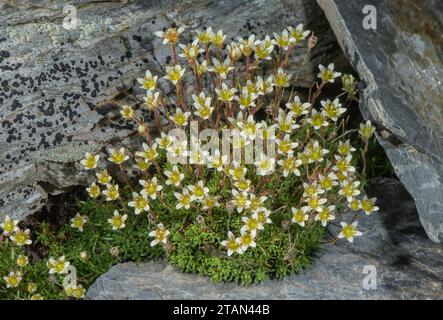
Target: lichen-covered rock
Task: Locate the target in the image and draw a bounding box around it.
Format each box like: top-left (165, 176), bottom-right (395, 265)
top-left (86, 178), bottom-right (443, 300)
top-left (316, 0), bottom-right (443, 242)
top-left (0, 0), bottom-right (344, 220)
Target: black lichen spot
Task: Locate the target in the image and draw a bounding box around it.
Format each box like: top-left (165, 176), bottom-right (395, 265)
top-left (132, 35), bottom-right (142, 42)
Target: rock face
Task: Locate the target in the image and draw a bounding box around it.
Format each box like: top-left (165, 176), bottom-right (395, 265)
top-left (316, 0), bottom-right (443, 242)
top-left (86, 178), bottom-right (443, 300)
top-left (0, 0), bottom-right (344, 220)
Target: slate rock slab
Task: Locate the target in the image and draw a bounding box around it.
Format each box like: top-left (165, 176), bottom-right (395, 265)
top-left (316, 0), bottom-right (443, 242)
top-left (86, 178), bottom-right (443, 300)
top-left (0, 0), bottom-right (344, 221)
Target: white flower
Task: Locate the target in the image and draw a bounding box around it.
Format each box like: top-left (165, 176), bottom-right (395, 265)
top-left (170, 108), bottom-right (191, 127)
top-left (291, 207), bottom-right (309, 227)
top-left (3, 271), bottom-right (22, 288)
top-left (137, 69), bottom-right (158, 91)
top-left (337, 140), bottom-right (356, 155)
top-left (287, 23), bottom-right (310, 43)
top-left (187, 180), bottom-right (209, 199)
top-left (156, 132), bottom-right (173, 150)
top-left (339, 180), bottom-right (361, 202)
top-left (149, 223), bottom-right (170, 247)
top-left (47, 256), bottom-right (70, 274)
top-left (307, 109), bottom-right (329, 130)
top-left (128, 192), bottom-right (150, 215)
top-left (248, 194), bottom-right (268, 213)
top-left (164, 165), bottom-right (185, 187)
top-left (179, 39), bottom-right (204, 60)
top-left (80, 152), bottom-right (99, 170)
top-left (70, 213), bottom-right (88, 232)
top-left (107, 210), bottom-right (128, 230)
top-left (286, 96), bottom-right (310, 117)
top-left (321, 98), bottom-right (346, 121)
top-left (318, 63), bottom-right (342, 83)
top-left (96, 169), bottom-right (112, 185)
top-left (277, 155), bottom-right (302, 177)
top-left (319, 172), bottom-right (339, 190)
top-left (108, 148), bottom-right (129, 164)
top-left (276, 134), bottom-right (299, 155)
top-left (239, 229), bottom-right (257, 251)
top-left (136, 143), bottom-right (159, 161)
top-left (211, 29), bottom-right (226, 48)
top-left (273, 29), bottom-right (292, 51)
top-left (10, 229), bottom-right (32, 246)
top-left (164, 65), bottom-right (185, 85)
top-left (241, 213), bottom-right (264, 237)
top-left (255, 75), bottom-right (274, 95)
top-left (1, 215), bottom-right (19, 236)
top-left (274, 67), bottom-right (292, 87)
top-left (143, 91), bottom-right (161, 110)
top-left (333, 154), bottom-right (355, 175)
top-left (206, 149), bottom-right (228, 172)
top-left (302, 181), bottom-right (325, 198)
top-left (338, 221), bottom-right (362, 242)
top-left (103, 183), bottom-right (120, 201)
top-left (254, 155), bottom-right (275, 176)
top-left (209, 58), bottom-right (234, 79)
top-left (360, 195), bottom-right (379, 215)
top-left (174, 189), bottom-right (195, 210)
top-left (277, 109), bottom-right (299, 133)
top-left (155, 26), bottom-right (184, 45)
top-left (359, 120), bottom-right (375, 140)
top-left (140, 177), bottom-right (163, 200)
top-left (235, 87), bottom-right (257, 110)
top-left (201, 195), bottom-right (221, 210)
top-left (314, 205), bottom-right (336, 227)
top-left (305, 195), bottom-right (328, 212)
top-left (215, 83), bottom-right (237, 102)
top-left (231, 189), bottom-right (251, 213)
top-left (305, 140), bottom-right (329, 163)
top-left (221, 231), bottom-right (243, 256)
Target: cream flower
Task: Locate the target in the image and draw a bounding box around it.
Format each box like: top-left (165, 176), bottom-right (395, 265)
top-left (107, 210), bottom-right (127, 230)
top-left (238, 34), bottom-right (256, 57)
top-left (170, 108), bottom-right (191, 127)
top-left (319, 172), bottom-right (339, 191)
top-left (307, 109), bottom-right (329, 130)
top-left (239, 229), bottom-right (256, 251)
top-left (155, 26), bottom-right (184, 45)
top-left (215, 83), bottom-right (238, 102)
top-left (47, 256), bottom-right (70, 274)
top-left (149, 223), bottom-right (170, 247)
top-left (206, 149), bottom-right (228, 171)
top-left (3, 271), bottom-right (22, 288)
top-left (231, 189), bottom-right (251, 213)
top-left (155, 132), bottom-right (173, 150)
top-left (137, 69), bottom-right (158, 91)
top-left (339, 180), bottom-right (361, 201)
top-left (305, 195), bottom-right (328, 212)
top-left (16, 255), bottom-right (29, 267)
top-left (321, 98), bottom-right (346, 121)
top-left (248, 194), bottom-right (268, 214)
top-left (333, 155), bottom-right (355, 175)
top-left (136, 143), bottom-right (159, 161)
top-left (227, 42), bottom-right (243, 61)
top-left (10, 229), bottom-right (32, 246)
top-left (103, 183), bottom-right (120, 201)
top-left (318, 63), bottom-right (341, 83)
top-left (179, 39), bottom-right (204, 61)
top-left (164, 65), bottom-right (185, 85)
top-left (1, 215), bottom-right (19, 236)
top-left (273, 29), bottom-right (292, 51)
top-left (291, 207), bottom-right (309, 227)
top-left (286, 96), bottom-right (310, 117)
top-left (276, 134), bottom-right (299, 155)
top-left (211, 29), bottom-right (226, 48)
top-left (235, 87), bottom-right (257, 110)
top-left (187, 180), bottom-right (209, 199)
top-left (196, 27), bottom-right (214, 45)
top-left (274, 67), bottom-right (292, 87)
top-left (174, 189), bottom-right (195, 210)
top-left (234, 179), bottom-right (252, 192)
top-left (337, 140), bottom-right (356, 155)
top-left (128, 192), bottom-right (150, 215)
top-left (256, 208), bottom-right (273, 225)
top-left (305, 140), bottom-right (329, 163)
top-left (139, 177), bottom-right (163, 200)
top-left (338, 221), bottom-right (362, 242)
top-left (314, 205), bottom-right (336, 227)
top-left (302, 182), bottom-right (325, 198)
top-left (276, 109), bottom-right (299, 133)
top-left (80, 152), bottom-right (99, 170)
top-left (164, 165), bottom-right (185, 187)
top-left (359, 120), bottom-right (375, 140)
top-left (360, 195), bottom-right (379, 215)
top-left (143, 91), bottom-right (161, 110)
top-left (96, 169), bottom-right (112, 185)
top-left (108, 148), bottom-right (129, 164)
top-left (201, 195), bottom-right (220, 210)
top-left (120, 104), bottom-right (134, 119)
top-left (86, 182), bottom-right (101, 199)
top-left (278, 155), bottom-right (302, 177)
top-left (70, 213), bottom-right (88, 232)
top-left (209, 58), bottom-right (234, 79)
top-left (255, 75), bottom-right (274, 95)
top-left (287, 24), bottom-right (310, 43)
top-left (241, 213), bottom-right (264, 237)
top-left (221, 231), bottom-right (243, 256)
top-left (254, 155), bottom-right (275, 176)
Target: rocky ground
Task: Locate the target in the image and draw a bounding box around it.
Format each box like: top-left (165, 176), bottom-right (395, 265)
top-left (86, 178), bottom-right (443, 300)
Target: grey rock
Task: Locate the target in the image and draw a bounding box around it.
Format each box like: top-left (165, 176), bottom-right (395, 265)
top-left (0, 0), bottom-right (344, 220)
top-left (316, 0), bottom-right (443, 242)
top-left (86, 178), bottom-right (443, 300)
